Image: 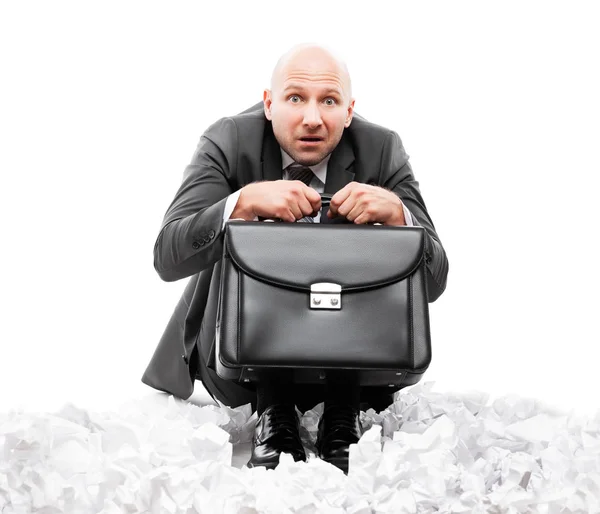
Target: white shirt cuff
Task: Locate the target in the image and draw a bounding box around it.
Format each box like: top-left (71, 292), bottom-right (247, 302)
top-left (402, 203), bottom-right (414, 226)
top-left (222, 190), bottom-right (258, 229)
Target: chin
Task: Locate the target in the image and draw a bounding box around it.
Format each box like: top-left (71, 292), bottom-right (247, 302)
top-left (290, 149), bottom-right (330, 167)
top-left (293, 157), bottom-right (322, 167)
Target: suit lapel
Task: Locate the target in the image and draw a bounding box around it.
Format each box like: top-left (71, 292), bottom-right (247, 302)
top-left (324, 133), bottom-right (355, 194)
top-left (261, 122), bottom-right (283, 182)
top-left (322, 133), bottom-right (355, 223)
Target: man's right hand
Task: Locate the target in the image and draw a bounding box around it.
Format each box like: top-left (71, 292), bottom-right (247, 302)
top-left (231, 180), bottom-right (321, 223)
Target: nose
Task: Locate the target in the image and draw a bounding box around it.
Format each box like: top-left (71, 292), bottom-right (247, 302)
top-left (302, 101), bottom-right (323, 129)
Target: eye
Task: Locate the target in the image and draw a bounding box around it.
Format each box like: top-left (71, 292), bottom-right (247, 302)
top-left (289, 95), bottom-right (301, 103)
top-left (324, 98), bottom-right (337, 106)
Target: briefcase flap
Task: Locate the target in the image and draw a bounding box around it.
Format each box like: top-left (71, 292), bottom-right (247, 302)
top-left (224, 222), bottom-right (425, 290)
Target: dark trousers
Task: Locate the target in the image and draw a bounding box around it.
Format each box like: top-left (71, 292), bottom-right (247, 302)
top-left (196, 345), bottom-right (402, 414)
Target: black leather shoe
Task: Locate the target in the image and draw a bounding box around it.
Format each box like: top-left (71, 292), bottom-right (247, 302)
top-left (315, 403), bottom-right (363, 473)
top-left (247, 404), bottom-right (306, 469)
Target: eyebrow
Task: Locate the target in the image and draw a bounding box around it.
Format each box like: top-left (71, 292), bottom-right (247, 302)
top-left (282, 84), bottom-right (343, 97)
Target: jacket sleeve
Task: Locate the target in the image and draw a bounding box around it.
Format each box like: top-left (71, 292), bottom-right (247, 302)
top-left (380, 130), bottom-right (449, 302)
top-left (153, 117), bottom-right (239, 282)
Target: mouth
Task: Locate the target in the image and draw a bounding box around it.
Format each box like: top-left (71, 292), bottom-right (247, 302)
top-left (298, 136), bottom-right (324, 146)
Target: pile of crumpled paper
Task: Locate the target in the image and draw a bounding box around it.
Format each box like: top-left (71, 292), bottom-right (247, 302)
top-left (1, 381), bottom-right (599, 513)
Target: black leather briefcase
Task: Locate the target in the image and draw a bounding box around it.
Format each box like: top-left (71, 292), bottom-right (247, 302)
top-left (214, 218), bottom-right (432, 388)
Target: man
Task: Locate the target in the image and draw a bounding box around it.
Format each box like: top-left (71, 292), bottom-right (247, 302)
top-left (142, 44), bottom-right (449, 473)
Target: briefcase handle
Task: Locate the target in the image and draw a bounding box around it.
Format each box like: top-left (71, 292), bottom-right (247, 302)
top-left (319, 193), bottom-right (332, 207)
top-left (258, 194), bottom-right (382, 224)
top-left (258, 193), bottom-right (332, 223)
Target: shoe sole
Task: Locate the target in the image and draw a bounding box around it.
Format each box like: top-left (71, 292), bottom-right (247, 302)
top-left (247, 455), bottom-right (307, 470)
top-left (247, 461), bottom-right (278, 470)
top-left (320, 456), bottom-right (349, 474)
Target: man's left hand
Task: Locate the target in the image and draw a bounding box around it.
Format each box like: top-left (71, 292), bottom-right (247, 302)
top-left (328, 182), bottom-right (406, 225)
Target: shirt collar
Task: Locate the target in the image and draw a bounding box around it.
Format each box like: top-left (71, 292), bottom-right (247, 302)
top-left (281, 149), bottom-right (330, 184)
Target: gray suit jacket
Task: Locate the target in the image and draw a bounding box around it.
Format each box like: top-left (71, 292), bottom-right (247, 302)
top-left (141, 102), bottom-right (449, 400)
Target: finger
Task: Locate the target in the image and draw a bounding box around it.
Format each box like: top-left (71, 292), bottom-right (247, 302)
top-left (336, 191), bottom-right (359, 218)
top-left (297, 195), bottom-right (315, 217)
top-left (287, 200), bottom-right (303, 221)
top-left (281, 207), bottom-right (297, 223)
top-left (277, 194), bottom-right (302, 221)
top-left (345, 201), bottom-right (365, 222)
top-left (352, 199), bottom-right (380, 224)
top-left (353, 210), bottom-right (372, 224)
top-left (303, 186), bottom-right (322, 213)
top-left (329, 183), bottom-right (354, 215)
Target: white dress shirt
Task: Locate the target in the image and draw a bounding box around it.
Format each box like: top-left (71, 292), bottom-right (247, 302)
top-left (222, 149), bottom-right (414, 227)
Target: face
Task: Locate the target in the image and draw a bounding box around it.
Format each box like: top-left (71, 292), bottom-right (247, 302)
top-left (264, 50), bottom-right (355, 166)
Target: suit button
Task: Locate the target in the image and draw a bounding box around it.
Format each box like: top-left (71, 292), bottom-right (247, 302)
top-left (203, 235), bottom-right (211, 243)
top-left (209, 230), bottom-right (215, 238)
top-left (181, 354), bottom-right (189, 364)
top-left (192, 241), bottom-right (200, 249)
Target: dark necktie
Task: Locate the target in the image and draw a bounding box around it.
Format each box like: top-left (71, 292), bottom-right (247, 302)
top-left (286, 163), bottom-right (315, 186)
top-left (285, 163), bottom-right (317, 223)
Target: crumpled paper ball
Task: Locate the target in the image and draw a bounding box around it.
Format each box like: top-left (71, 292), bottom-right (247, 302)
top-left (1, 381), bottom-right (600, 513)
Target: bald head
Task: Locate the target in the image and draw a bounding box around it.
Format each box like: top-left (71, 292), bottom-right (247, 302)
top-left (270, 44), bottom-right (353, 102)
top-left (263, 44), bottom-right (356, 166)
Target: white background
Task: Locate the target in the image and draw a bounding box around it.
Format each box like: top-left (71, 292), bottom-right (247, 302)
top-left (1, 1), bottom-right (598, 417)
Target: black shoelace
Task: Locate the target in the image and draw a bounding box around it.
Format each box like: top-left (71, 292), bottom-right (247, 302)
top-left (321, 404), bottom-right (360, 432)
top-left (263, 405), bottom-right (300, 436)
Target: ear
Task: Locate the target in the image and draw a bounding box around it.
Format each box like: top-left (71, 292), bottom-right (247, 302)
top-left (344, 98), bottom-right (355, 128)
top-left (263, 89), bottom-right (273, 120)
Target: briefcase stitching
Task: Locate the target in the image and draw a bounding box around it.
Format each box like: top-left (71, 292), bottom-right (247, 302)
top-left (409, 273), bottom-right (414, 369)
top-left (227, 249), bottom-right (421, 293)
top-left (237, 268), bottom-right (242, 365)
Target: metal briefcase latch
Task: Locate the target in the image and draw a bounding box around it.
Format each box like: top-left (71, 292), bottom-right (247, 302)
top-left (310, 283), bottom-right (342, 310)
